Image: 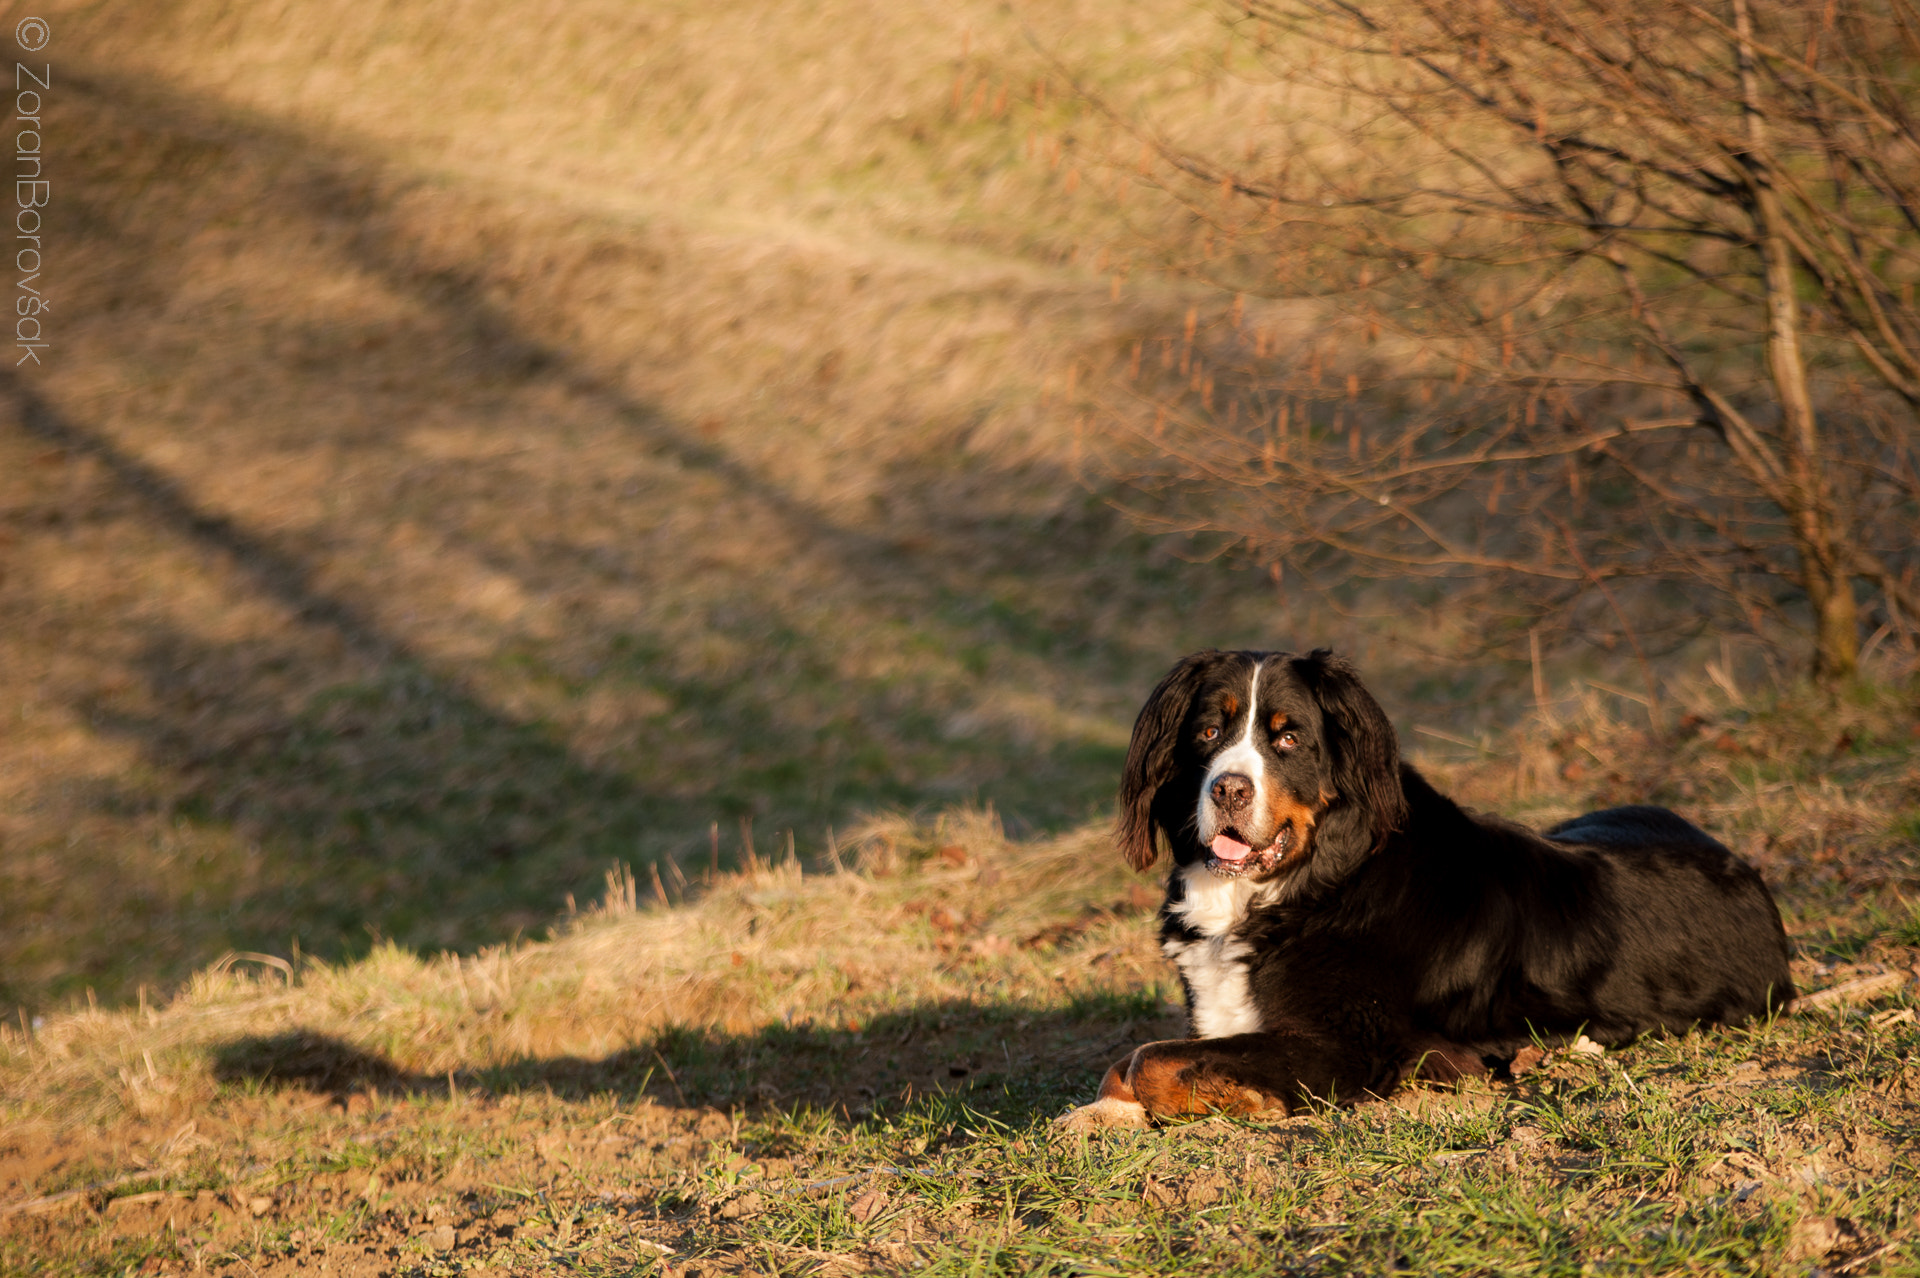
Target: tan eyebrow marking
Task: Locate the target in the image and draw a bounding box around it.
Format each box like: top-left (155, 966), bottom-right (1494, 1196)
top-left (1223, 694), bottom-right (1238, 717)
top-left (1270, 712), bottom-right (1289, 731)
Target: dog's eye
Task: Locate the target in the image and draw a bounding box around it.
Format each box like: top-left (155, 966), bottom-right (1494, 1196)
top-left (1277, 731), bottom-right (1298, 750)
top-left (1200, 726), bottom-right (1220, 741)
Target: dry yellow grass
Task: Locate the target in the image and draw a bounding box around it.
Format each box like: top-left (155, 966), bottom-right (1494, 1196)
top-left (4, 0), bottom-right (1324, 1010)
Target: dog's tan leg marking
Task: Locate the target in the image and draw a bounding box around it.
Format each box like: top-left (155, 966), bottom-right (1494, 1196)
top-left (1055, 1039), bottom-right (1293, 1130)
top-left (1051, 1052), bottom-right (1151, 1132)
top-left (1128, 1044), bottom-right (1286, 1118)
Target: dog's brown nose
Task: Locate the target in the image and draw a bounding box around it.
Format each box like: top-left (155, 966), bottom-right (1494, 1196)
top-left (1210, 772), bottom-right (1254, 813)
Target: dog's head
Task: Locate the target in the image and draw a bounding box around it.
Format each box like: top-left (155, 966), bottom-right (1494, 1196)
top-left (1117, 648), bottom-right (1407, 888)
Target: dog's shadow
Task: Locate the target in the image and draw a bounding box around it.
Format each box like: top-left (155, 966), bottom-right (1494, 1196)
top-left (209, 991), bottom-right (1185, 1129)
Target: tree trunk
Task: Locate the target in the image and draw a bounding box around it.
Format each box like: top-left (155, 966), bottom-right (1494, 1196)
top-left (1801, 541), bottom-right (1861, 682)
top-left (1734, 0), bottom-right (1859, 683)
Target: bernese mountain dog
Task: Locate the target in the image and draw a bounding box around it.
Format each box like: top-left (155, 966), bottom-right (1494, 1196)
top-left (1057, 648), bottom-right (1793, 1131)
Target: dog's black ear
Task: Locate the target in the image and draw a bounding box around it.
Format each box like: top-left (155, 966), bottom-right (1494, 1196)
top-left (1118, 651), bottom-right (1216, 871)
top-left (1291, 649), bottom-right (1407, 862)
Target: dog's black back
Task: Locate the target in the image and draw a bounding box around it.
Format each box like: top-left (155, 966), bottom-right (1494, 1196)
top-left (1240, 769), bottom-right (1792, 1067)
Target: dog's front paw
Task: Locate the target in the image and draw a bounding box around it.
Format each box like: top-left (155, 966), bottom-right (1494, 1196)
top-left (1052, 1097), bottom-right (1152, 1133)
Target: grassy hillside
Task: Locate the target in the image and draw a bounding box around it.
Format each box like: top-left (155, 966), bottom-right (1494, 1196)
top-left (0, 0), bottom-right (1301, 1011)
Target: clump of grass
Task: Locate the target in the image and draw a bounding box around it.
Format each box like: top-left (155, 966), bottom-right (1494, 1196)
top-left (0, 806), bottom-right (1167, 1129)
top-left (1418, 668), bottom-right (1920, 918)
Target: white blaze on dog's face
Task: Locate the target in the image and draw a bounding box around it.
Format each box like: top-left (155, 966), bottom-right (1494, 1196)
top-left (1190, 658), bottom-right (1315, 881)
top-left (1193, 658), bottom-right (1264, 850)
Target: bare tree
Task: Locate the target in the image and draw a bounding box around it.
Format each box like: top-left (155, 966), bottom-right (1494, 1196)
top-left (1100, 0), bottom-right (1920, 684)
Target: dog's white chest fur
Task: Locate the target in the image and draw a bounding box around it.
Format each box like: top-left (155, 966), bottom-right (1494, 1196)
top-left (1163, 863), bottom-right (1267, 1039)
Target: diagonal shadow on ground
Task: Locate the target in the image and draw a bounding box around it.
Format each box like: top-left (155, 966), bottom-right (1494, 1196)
top-left (1, 62), bottom-right (1264, 1010)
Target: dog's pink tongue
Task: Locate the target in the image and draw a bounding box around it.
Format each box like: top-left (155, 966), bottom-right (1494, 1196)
top-left (1210, 833), bottom-right (1253, 862)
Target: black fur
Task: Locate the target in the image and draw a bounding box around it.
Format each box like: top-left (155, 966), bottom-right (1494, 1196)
top-left (1118, 652), bottom-right (1217, 871)
top-left (1107, 648), bottom-right (1794, 1114)
top-left (1284, 650), bottom-right (1408, 879)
